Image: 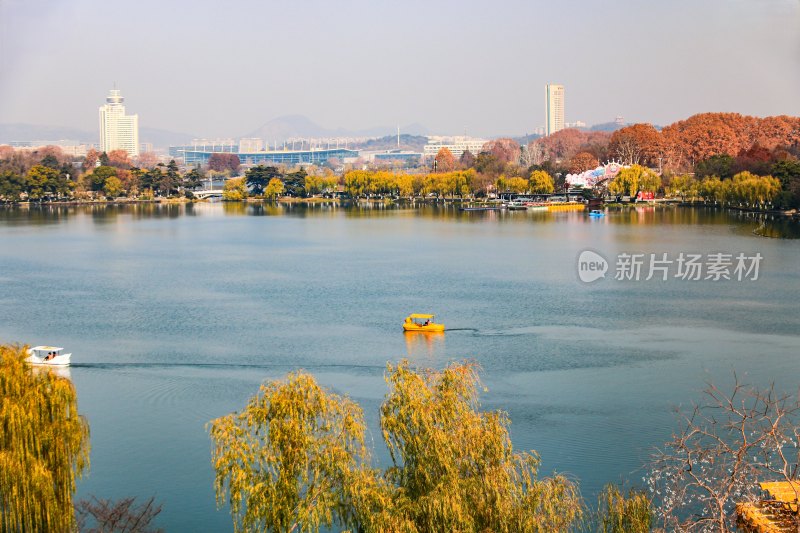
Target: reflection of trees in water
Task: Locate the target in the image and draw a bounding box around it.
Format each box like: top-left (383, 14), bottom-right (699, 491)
top-left (754, 218), bottom-right (800, 239)
top-left (4, 203), bottom-right (798, 236)
top-left (404, 331), bottom-right (445, 360)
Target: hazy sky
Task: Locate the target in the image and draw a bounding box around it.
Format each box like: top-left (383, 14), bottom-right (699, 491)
top-left (0, 0), bottom-right (798, 138)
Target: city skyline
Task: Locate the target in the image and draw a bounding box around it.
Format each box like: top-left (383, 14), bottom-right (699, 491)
top-left (0, 0), bottom-right (798, 139)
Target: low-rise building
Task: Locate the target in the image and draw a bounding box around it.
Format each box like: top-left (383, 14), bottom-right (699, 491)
top-left (423, 136), bottom-right (488, 160)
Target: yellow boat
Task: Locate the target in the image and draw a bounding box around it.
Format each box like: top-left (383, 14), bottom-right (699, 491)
top-left (403, 314), bottom-right (445, 332)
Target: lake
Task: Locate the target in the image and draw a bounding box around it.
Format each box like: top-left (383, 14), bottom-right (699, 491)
top-left (1, 203), bottom-right (799, 531)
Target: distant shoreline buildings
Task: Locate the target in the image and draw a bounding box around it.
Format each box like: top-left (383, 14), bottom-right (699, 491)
top-left (422, 136), bottom-right (488, 160)
top-left (99, 88), bottom-right (139, 157)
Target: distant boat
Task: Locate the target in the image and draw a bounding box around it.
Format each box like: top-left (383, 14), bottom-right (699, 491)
top-left (507, 201), bottom-right (528, 211)
top-left (588, 210), bottom-right (605, 217)
top-left (26, 346), bottom-right (72, 366)
top-left (403, 314), bottom-right (445, 332)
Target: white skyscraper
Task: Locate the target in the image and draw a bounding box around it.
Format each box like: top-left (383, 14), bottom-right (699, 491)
top-left (545, 84), bottom-right (565, 136)
top-left (99, 88), bottom-right (139, 156)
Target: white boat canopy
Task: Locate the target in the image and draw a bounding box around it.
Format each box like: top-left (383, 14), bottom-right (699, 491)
top-left (30, 346), bottom-right (64, 352)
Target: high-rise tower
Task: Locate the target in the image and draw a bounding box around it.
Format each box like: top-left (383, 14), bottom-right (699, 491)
top-left (545, 84), bottom-right (565, 136)
top-left (99, 88), bottom-right (139, 156)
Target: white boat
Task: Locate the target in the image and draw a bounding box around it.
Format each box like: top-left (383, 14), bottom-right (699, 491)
top-left (507, 201), bottom-right (528, 211)
top-left (26, 346), bottom-right (72, 366)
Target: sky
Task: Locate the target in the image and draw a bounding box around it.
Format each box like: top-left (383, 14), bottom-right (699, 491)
top-left (0, 0), bottom-right (798, 139)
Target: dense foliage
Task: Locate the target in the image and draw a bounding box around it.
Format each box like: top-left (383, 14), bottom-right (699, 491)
top-left (1, 112), bottom-right (798, 206)
top-left (0, 344), bottom-right (90, 532)
top-left (209, 360), bottom-right (583, 533)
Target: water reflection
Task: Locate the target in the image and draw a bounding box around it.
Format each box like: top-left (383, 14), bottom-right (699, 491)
top-left (1, 202), bottom-right (798, 237)
top-left (754, 218), bottom-right (800, 239)
top-left (404, 331), bottom-right (445, 360)
top-left (31, 364), bottom-right (72, 380)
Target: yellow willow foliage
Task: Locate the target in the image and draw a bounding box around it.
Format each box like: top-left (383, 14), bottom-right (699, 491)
top-left (0, 344), bottom-right (90, 532)
top-left (380, 360), bottom-right (583, 533)
top-left (207, 372), bottom-right (371, 533)
top-left (596, 484), bottom-right (652, 533)
top-left (209, 362), bottom-right (583, 533)
top-left (608, 164), bottom-right (661, 196)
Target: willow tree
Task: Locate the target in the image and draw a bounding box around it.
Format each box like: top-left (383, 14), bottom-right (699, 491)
top-left (529, 170), bottom-right (555, 194)
top-left (207, 372), bottom-right (371, 533)
top-left (596, 484), bottom-right (651, 533)
top-left (210, 361), bottom-right (583, 533)
top-left (0, 344), bottom-right (90, 532)
top-left (381, 360), bottom-right (582, 532)
top-left (608, 164), bottom-right (661, 197)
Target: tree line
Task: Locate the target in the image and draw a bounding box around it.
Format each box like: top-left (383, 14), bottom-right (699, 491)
top-left (7, 341), bottom-right (800, 532)
top-left (2, 112), bottom-right (798, 207)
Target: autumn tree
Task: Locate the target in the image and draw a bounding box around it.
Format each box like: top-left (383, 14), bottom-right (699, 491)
top-left (473, 152), bottom-right (504, 178)
top-left (222, 177), bottom-right (248, 201)
top-left (208, 372), bottom-right (369, 533)
top-left (495, 175), bottom-right (529, 194)
top-left (104, 176), bottom-right (123, 197)
top-left (107, 149), bottom-right (132, 169)
top-left (320, 175), bottom-right (339, 194)
top-left (25, 164), bottom-right (60, 200)
top-left (83, 148), bottom-right (100, 172)
top-left (734, 144), bottom-right (773, 176)
top-left (665, 174), bottom-right (698, 201)
top-left (304, 175), bottom-right (323, 195)
top-left (434, 147), bottom-right (456, 172)
top-left (529, 170), bottom-right (555, 194)
top-left (0, 344), bottom-right (90, 532)
top-left (608, 165), bottom-right (661, 197)
top-left (208, 153), bottom-right (241, 175)
top-left (209, 361), bottom-right (583, 533)
top-left (568, 151), bottom-right (599, 173)
top-left (264, 177), bottom-right (284, 200)
top-left (381, 360), bottom-right (582, 532)
top-left (482, 138), bottom-right (521, 165)
top-left (533, 128), bottom-right (608, 164)
top-left (596, 484), bottom-right (651, 533)
top-left (609, 124), bottom-right (660, 166)
top-left (459, 149), bottom-right (476, 169)
top-left (134, 152), bottom-right (159, 170)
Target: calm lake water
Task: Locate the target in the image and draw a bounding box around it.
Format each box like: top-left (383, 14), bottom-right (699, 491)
top-left (1, 203), bottom-right (799, 531)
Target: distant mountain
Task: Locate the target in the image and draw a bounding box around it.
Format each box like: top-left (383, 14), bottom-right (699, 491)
top-left (0, 123), bottom-right (195, 150)
top-left (244, 115), bottom-right (429, 142)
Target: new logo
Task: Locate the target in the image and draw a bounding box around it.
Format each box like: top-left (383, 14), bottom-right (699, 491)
top-left (577, 250), bottom-right (608, 283)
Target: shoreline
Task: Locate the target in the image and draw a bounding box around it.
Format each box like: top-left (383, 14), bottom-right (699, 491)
top-left (1, 197), bottom-right (798, 219)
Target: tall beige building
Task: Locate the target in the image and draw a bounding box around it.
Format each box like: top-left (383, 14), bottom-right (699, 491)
top-left (545, 84), bottom-right (565, 136)
top-left (99, 88), bottom-right (139, 156)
